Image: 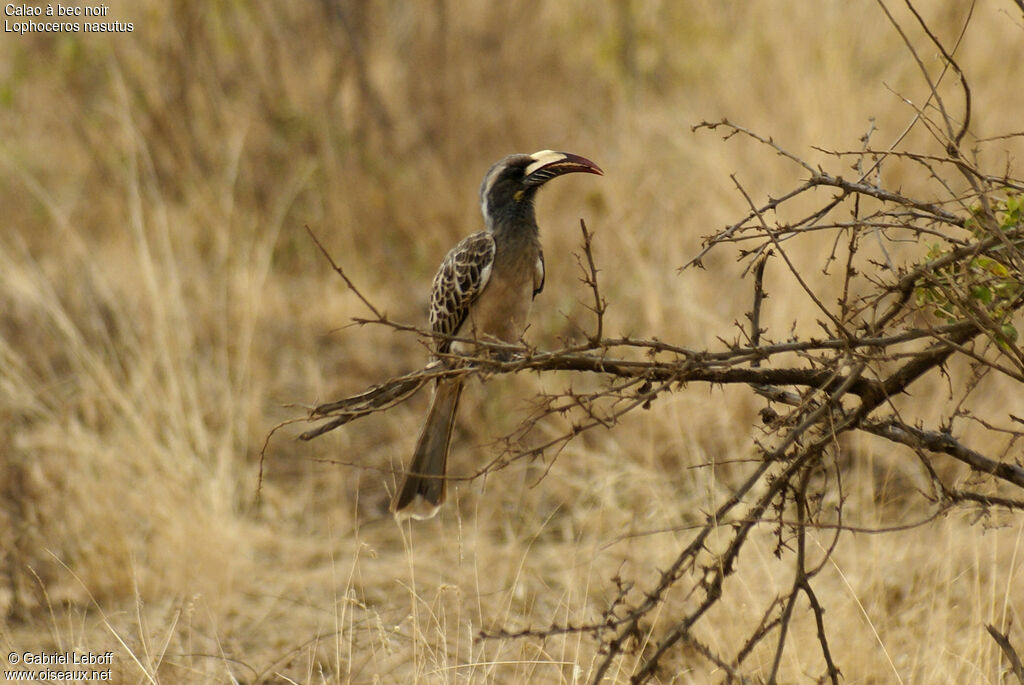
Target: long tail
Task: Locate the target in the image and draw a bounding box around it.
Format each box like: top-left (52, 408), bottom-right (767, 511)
top-left (391, 377), bottom-right (464, 520)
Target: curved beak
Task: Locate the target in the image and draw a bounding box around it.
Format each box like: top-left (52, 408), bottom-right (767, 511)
top-left (523, 150), bottom-right (603, 186)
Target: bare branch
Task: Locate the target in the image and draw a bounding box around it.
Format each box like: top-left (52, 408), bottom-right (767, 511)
top-left (575, 218), bottom-right (606, 344)
top-left (862, 419), bottom-right (1024, 490)
top-left (306, 224), bottom-right (386, 321)
top-left (987, 624), bottom-right (1024, 684)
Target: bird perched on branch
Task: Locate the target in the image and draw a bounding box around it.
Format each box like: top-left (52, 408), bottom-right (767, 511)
top-left (392, 150), bottom-right (603, 520)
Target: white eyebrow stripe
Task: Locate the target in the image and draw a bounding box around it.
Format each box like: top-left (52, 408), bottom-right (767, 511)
top-left (480, 190), bottom-right (491, 227)
top-left (524, 150), bottom-right (566, 177)
top-left (479, 164), bottom-right (503, 226)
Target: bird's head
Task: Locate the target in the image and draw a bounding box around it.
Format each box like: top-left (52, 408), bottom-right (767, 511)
top-left (479, 150), bottom-right (603, 229)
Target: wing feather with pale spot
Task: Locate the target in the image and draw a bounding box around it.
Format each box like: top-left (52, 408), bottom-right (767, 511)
top-left (429, 231), bottom-right (496, 354)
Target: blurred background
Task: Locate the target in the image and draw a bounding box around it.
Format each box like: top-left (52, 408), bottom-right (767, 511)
top-left (1, 1), bottom-right (1023, 681)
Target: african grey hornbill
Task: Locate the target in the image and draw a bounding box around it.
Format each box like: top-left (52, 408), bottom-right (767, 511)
top-left (392, 150), bottom-right (603, 520)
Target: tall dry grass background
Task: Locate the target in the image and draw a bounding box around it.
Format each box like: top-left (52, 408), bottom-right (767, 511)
top-left (2, 1), bottom-right (1023, 682)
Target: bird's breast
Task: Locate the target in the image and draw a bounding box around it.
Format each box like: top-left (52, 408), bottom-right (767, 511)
top-left (458, 237), bottom-right (540, 347)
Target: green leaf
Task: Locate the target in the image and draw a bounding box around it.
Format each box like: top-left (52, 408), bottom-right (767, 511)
top-left (971, 285), bottom-right (992, 304)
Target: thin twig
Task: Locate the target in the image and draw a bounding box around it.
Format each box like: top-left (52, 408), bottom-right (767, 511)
top-left (987, 624), bottom-right (1024, 684)
top-left (576, 218), bottom-right (606, 344)
top-left (306, 224), bottom-right (386, 320)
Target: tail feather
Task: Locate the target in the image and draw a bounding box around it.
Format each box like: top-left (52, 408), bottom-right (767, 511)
top-left (391, 377), bottom-right (463, 520)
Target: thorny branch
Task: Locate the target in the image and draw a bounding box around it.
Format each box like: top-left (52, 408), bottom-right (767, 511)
top-left (266, 4), bottom-right (1024, 681)
top-left (575, 218), bottom-right (606, 344)
top-left (987, 624), bottom-right (1024, 684)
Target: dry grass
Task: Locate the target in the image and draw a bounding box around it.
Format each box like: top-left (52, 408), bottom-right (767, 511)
top-left (1, 1), bottom-right (1023, 682)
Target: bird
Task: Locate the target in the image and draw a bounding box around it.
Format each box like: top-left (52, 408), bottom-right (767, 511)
top-left (391, 150), bottom-right (603, 520)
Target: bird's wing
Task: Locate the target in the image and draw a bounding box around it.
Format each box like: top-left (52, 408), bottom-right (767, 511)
top-left (429, 231), bottom-right (496, 354)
